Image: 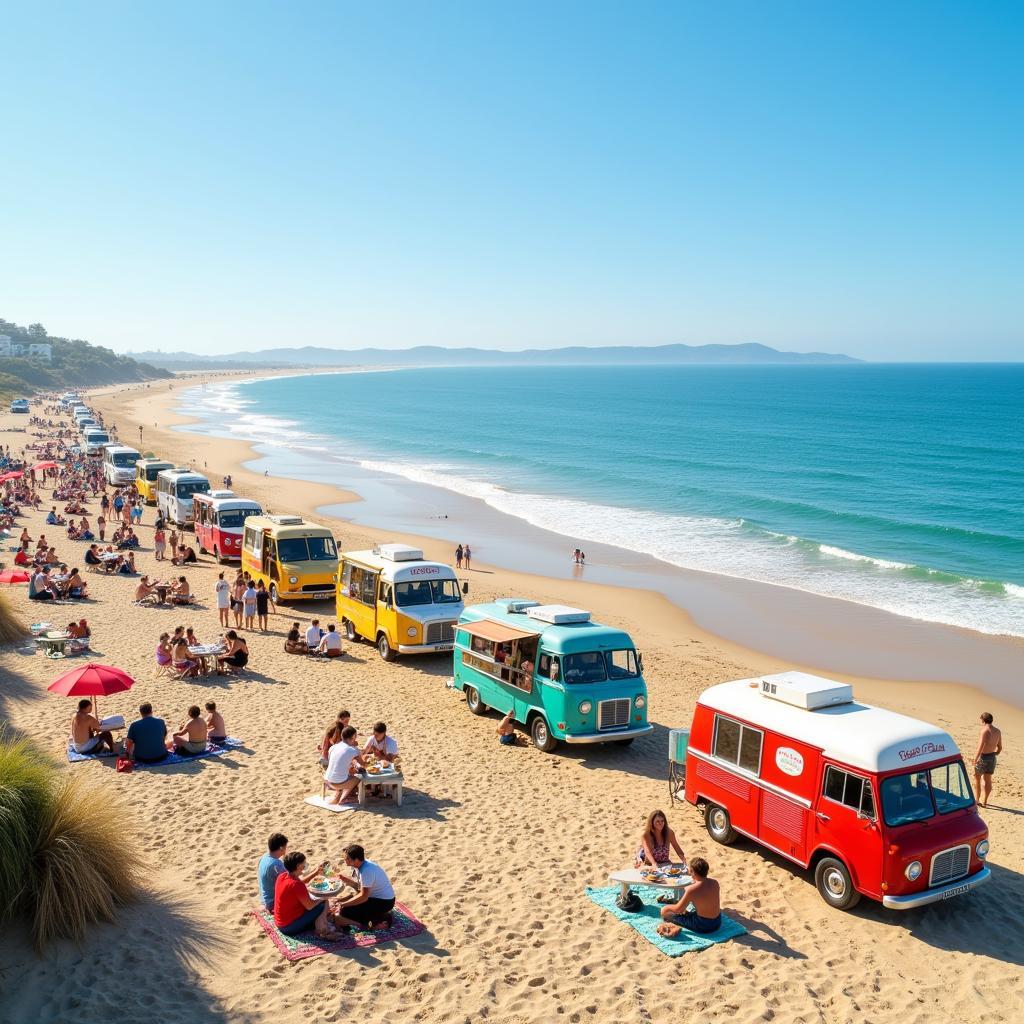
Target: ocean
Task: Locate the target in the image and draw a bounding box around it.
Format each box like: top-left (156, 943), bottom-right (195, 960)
top-left (179, 364), bottom-right (1024, 639)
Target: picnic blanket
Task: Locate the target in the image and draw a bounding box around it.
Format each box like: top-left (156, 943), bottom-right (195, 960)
top-left (584, 885), bottom-right (746, 957)
top-left (67, 737), bottom-right (243, 765)
top-left (251, 904), bottom-right (425, 961)
top-left (304, 795), bottom-right (358, 813)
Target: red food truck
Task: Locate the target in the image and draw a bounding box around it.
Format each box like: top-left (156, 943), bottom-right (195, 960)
top-left (684, 672), bottom-right (991, 910)
top-left (193, 491), bottom-right (262, 563)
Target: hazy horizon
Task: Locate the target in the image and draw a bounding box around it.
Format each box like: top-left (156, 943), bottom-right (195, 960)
top-left (1, 4), bottom-right (1020, 362)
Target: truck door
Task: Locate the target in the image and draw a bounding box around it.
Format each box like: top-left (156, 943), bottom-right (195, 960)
top-left (378, 581), bottom-right (395, 646)
top-left (814, 763), bottom-right (880, 894)
top-left (264, 536), bottom-right (279, 582)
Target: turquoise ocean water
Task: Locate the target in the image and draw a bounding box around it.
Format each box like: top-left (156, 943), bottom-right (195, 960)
top-left (182, 364), bottom-right (1024, 638)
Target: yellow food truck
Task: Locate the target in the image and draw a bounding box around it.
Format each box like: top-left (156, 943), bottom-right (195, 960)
top-left (135, 458), bottom-right (175, 505)
top-left (241, 514), bottom-right (338, 603)
top-left (337, 543), bottom-right (467, 661)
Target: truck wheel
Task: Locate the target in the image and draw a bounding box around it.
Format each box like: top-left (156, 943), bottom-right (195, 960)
top-left (343, 619), bottom-right (358, 642)
top-left (377, 633), bottom-right (397, 662)
top-left (465, 686), bottom-right (487, 715)
top-left (814, 857), bottom-right (861, 910)
top-left (530, 715), bottom-right (558, 753)
top-left (269, 583), bottom-right (279, 604)
top-left (198, 542), bottom-right (207, 555)
top-left (704, 803), bottom-right (738, 845)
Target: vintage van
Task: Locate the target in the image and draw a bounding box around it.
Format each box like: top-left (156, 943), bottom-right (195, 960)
top-left (684, 672), bottom-right (991, 910)
top-left (452, 600), bottom-right (653, 753)
top-left (337, 544), bottom-right (466, 661)
top-left (193, 491), bottom-right (262, 562)
top-left (241, 514), bottom-right (338, 602)
top-left (82, 428), bottom-right (110, 456)
top-left (102, 444), bottom-right (141, 486)
top-left (156, 469), bottom-right (210, 526)
top-left (135, 459), bottom-right (175, 505)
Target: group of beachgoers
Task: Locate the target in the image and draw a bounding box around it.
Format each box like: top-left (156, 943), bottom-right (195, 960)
top-left (284, 617), bottom-right (344, 657)
top-left (71, 698), bottom-right (227, 761)
top-left (154, 623), bottom-right (249, 677)
top-left (213, 570), bottom-right (275, 631)
top-left (454, 543), bottom-right (472, 570)
top-left (258, 836), bottom-right (397, 938)
top-left (318, 711), bottom-right (401, 804)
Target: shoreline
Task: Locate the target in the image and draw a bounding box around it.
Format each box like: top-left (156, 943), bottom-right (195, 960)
top-left (93, 373), bottom-right (1022, 708)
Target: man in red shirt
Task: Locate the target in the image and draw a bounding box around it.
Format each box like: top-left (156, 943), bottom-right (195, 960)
top-left (273, 851), bottom-right (343, 939)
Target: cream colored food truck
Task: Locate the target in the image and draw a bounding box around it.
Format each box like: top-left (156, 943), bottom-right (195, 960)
top-left (337, 544), bottom-right (466, 661)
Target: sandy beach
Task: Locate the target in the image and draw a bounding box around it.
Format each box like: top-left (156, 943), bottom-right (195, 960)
top-left (0, 379), bottom-right (1022, 1024)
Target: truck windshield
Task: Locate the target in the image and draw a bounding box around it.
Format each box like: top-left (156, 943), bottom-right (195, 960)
top-left (112, 452), bottom-right (138, 467)
top-left (395, 579), bottom-right (462, 607)
top-left (218, 510), bottom-right (256, 529)
top-left (277, 536), bottom-right (337, 562)
top-left (562, 652), bottom-right (608, 684)
top-left (176, 481), bottom-right (209, 498)
top-left (881, 761), bottom-right (974, 827)
top-left (145, 466), bottom-right (168, 481)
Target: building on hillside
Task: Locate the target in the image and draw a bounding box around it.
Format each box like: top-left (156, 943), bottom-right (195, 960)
top-left (0, 335), bottom-right (11, 356)
top-left (28, 343), bottom-right (53, 361)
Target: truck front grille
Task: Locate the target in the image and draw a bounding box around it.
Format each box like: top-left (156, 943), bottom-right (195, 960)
top-left (599, 698), bottom-right (631, 730)
top-left (930, 844), bottom-right (971, 886)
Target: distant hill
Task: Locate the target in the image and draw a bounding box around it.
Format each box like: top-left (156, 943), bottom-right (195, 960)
top-left (0, 318), bottom-right (171, 399)
top-left (129, 342), bottom-right (861, 369)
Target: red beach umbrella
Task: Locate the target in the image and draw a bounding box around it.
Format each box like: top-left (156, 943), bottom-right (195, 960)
top-left (0, 569), bottom-right (30, 584)
top-left (0, 470), bottom-right (23, 481)
top-left (32, 461), bottom-right (59, 471)
top-left (48, 663), bottom-right (135, 717)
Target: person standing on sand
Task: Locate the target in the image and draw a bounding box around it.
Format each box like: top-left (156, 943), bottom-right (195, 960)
top-left (168, 529), bottom-right (179, 563)
top-left (215, 571), bottom-right (231, 627)
top-left (97, 513), bottom-right (106, 542)
top-left (463, 544), bottom-right (471, 570)
top-left (231, 571), bottom-right (246, 629)
top-left (973, 712), bottom-right (1003, 808)
top-left (455, 544), bottom-right (463, 570)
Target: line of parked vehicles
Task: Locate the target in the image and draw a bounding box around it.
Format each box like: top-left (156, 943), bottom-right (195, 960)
top-left (51, 392), bottom-right (990, 914)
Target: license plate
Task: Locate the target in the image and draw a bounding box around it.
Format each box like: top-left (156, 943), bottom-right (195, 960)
top-left (435, 644), bottom-right (453, 652)
top-left (942, 883), bottom-right (971, 900)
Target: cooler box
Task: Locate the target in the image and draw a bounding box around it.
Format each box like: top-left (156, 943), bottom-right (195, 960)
top-left (669, 728), bottom-right (689, 764)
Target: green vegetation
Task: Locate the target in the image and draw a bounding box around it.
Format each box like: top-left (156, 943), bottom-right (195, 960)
top-left (0, 730), bottom-right (143, 949)
top-left (0, 318), bottom-right (171, 402)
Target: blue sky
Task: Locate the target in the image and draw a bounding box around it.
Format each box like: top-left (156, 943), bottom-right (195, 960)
top-left (0, 2), bottom-right (1020, 360)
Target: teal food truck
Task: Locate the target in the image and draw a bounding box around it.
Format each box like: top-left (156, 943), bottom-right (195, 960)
top-left (452, 599), bottom-right (653, 752)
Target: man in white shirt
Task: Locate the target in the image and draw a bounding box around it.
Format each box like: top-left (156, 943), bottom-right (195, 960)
top-left (316, 623), bottom-right (343, 658)
top-left (334, 844), bottom-right (397, 930)
top-left (323, 726), bottom-right (365, 805)
top-left (362, 722), bottom-right (398, 764)
top-left (305, 618), bottom-right (323, 653)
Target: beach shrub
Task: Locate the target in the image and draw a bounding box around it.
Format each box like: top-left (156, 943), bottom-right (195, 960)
top-left (0, 590), bottom-right (28, 644)
top-left (0, 732), bottom-right (143, 949)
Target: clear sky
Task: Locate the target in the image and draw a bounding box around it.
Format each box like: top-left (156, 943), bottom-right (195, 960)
top-left (1, 2), bottom-right (1020, 360)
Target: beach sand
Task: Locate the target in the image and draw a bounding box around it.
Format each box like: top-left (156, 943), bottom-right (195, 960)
top-left (0, 380), bottom-right (1021, 1024)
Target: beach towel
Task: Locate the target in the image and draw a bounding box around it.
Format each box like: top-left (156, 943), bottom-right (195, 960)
top-left (303, 794), bottom-right (358, 813)
top-left (251, 904), bottom-right (425, 962)
top-left (584, 885), bottom-right (747, 957)
top-left (66, 737), bottom-right (243, 765)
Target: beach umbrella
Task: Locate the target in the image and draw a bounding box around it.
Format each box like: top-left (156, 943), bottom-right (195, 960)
top-left (48, 663), bottom-right (135, 717)
top-left (0, 569), bottom-right (30, 584)
top-left (0, 470), bottom-right (23, 480)
top-left (32, 461), bottom-right (59, 471)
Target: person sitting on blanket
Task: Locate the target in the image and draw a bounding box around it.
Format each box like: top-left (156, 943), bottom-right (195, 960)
top-left (284, 622), bottom-right (305, 654)
top-left (323, 725), bottom-right (366, 805)
top-left (169, 576), bottom-right (193, 604)
top-left (658, 857), bottom-right (721, 935)
top-left (125, 702), bottom-right (169, 764)
top-left (635, 808), bottom-right (687, 869)
top-left (172, 705), bottom-right (208, 755)
top-left (84, 544), bottom-right (102, 568)
top-left (135, 576), bottom-right (158, 603)
top-left (258, 833), bottom-right (325, 912)
top-left (65, 567), bottom-right (88, 599)
top-left (205, 701), bottom-right (227, 743)
top-left (273, 851), bottom-right (344, 940)
top-left (315, 623), bottom-right (343, 657)
top-left (117, 551), bottom-right (137, 575)
top-left (71, 698), bottom-right (117, 755)
top-left (333, 844), bottom-right (397, 931)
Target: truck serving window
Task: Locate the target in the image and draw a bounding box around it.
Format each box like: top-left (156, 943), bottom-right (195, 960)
top-left (712, 715), bottom-right (763, 774)
top-left (823, 766), bottom-right (875, 818)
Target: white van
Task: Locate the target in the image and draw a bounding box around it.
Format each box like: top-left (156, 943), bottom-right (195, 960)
top-left (103, 445), bottom-right (142, 485)
top-left (83, 429), bottom-right (110, 456)
top-left (156, 469), bottom-right (211, 526)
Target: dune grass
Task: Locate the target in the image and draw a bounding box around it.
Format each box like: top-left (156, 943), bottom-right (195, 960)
top-left (0, 589), bottom-right (28, 644)
top-left (0, 731), bottom-right (143, 949)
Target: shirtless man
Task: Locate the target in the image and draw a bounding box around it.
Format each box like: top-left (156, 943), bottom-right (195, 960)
top-left (71, 698), bottom-right (117, 755)
top-left (172, 705), bottom-right (209, 755)
top-left (658, 857), bottom-right (721, 936)
top-left (973, 712), bottom-right (1003, 808)
top-left (135, 575), bottom-right (158, 603)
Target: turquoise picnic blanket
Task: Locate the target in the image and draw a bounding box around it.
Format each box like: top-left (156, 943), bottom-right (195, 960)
top-left (584, 885), bottom-right (746, 957)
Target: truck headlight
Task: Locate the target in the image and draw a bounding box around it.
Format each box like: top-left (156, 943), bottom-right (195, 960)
top-left (634, 695), bottom-right (646, 708)
top-left (407, 626), bottom-right (417, 638)
top-left (976, 839), bottom-right (989, 859)
top-left (904, 861), bottom-right (922, 881)
top-left (578, 700), bottom-right (592, 715)
top-left (289, 576), bottom-right (298, 584)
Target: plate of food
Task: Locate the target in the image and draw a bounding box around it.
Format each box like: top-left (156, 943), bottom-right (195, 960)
top-left (308, 879), bottom-right (340, 895)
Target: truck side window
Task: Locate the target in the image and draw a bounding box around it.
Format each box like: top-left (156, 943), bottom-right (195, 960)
top-left (823, 766), bottom-right (875, 819)
top-left (712, 715), bottom-right (763, 775)
top-left (379, 582), bottom-right (393, 607)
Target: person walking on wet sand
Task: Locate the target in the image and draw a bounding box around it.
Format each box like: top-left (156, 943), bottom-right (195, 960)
top-left (463, 543), bottom-right (471, 570)
top-left (973, 712), bottom-right (1003, 808)
top-left (455, 544), bottom-right (463, 570)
